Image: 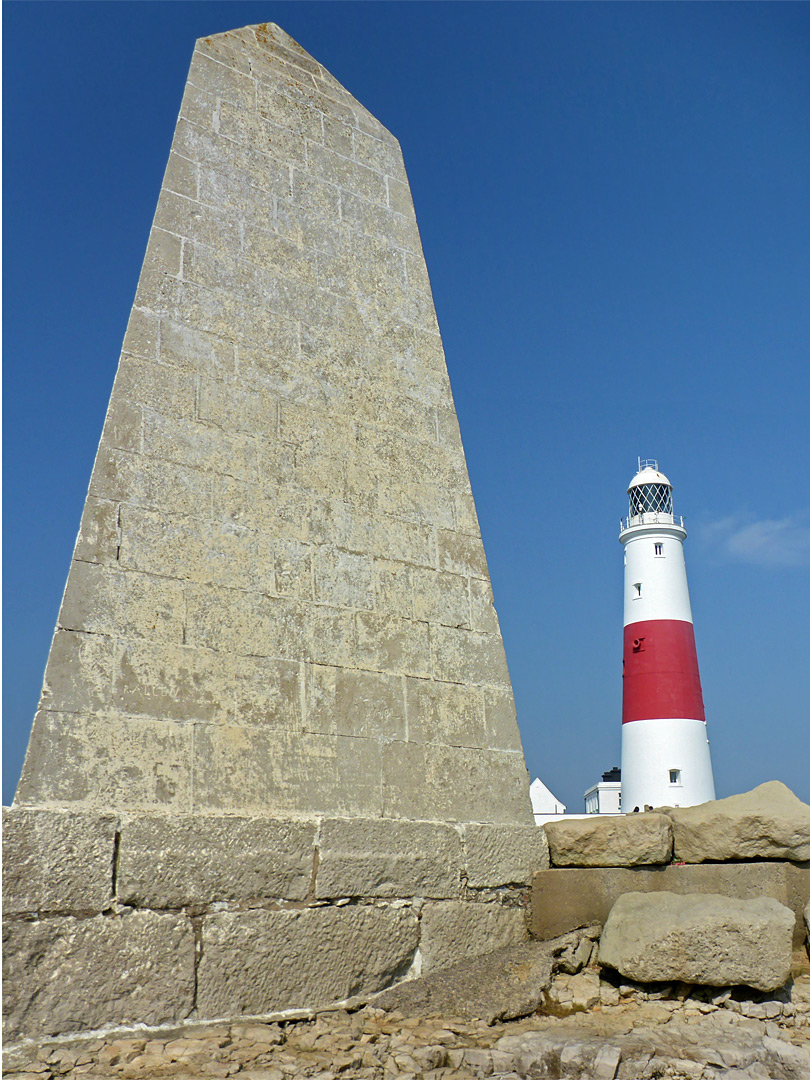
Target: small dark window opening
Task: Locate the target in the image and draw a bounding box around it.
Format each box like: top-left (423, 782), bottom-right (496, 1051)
top-left (669, 769), bottom-right (681, 784)
top-left (633, 583), bottom-right (642, 598)
top-left (654, 542), bottom-right (663, 555)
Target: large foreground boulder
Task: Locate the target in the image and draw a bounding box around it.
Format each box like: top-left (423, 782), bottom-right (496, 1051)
top-left (544, 813), bottom-right (672, 867)
top-left (666, 781), bottom-right (810, 863)
top-left (599, 891), bottom-right (794, 992)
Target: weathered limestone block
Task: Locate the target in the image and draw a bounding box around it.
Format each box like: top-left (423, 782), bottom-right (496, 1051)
top-left (315, 818), bottom-right (461, 898)
top-left (117, 815), bottom-right (316, 906)
top-left (374, 926), bottom-right (598, 1023)
top-left (73, 496), bottom-right (120, 564)
top-left (404, 677), bottom-right (486, 749)
top-left (666, 781), bottom-right (810, 863)
top-left (483, 688), bottom-right (525, 753)
top-left (420, 901), bottom-right (528, 973)
top-left (37, 629), bottom-right (114, 715)
top-left (15, 712), bottom-right (194, 811)
top-left (599, 892), bottom-right (795, 992)
top-left (380, 742), bottom-right (531, 824)
top-left (530, 861), bottom-right (810, 947)
top-left (59, 561), bottom-right (186, 644)
top-left (354, 611), bottom-right (431, 678)
top-left (192, 726), bottom-right (384, 816)
top-left (544, 812), bottom-right (672, 867)
top-left (374, 940), bottom-right (555, 1023)
top-left (196, 905), bottom-right (419, 1016)
top-left (463, 823), bottom-right (549, 888)
top-left (306, 665), bottom-right (406, 740)
top-left (2, 808), bottom-right (117, 915)
top-left (430, 626), bottom-right (510, 689)
top-left (3, 910), bottom-right (194, 1040)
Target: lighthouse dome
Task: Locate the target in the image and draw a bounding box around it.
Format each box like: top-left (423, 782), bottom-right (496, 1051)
top-left (628, 464), bottom-right (671, 490)
top-left (627, 459), bottom-right (674, 517)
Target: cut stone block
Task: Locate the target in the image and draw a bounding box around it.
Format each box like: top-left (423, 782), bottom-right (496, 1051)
top-left (305, 665), bottom-right (406, 740)
top-left (374, 940), bottom-right (554, 1023)
top-left (420, 901), bottom-right (528, 973)
top-left (14, 712), bottom-right (194, 812)
top-left (665, 781), bottom-right (810, 863)
top-left (373, 926), bottom-right (598, 1024)
top-left (191, 725), bottom-right (384, 816)
top-left (116, 815), bottom-right (316, 907)
top-left (59, 562), bottom-right (186, 644)
top-left (196, 904), bottom-right (419, 1016)
top-left (599, 891), bottom-right (794, 992)
top-left (2, 910), bottom-right (194, 1040)
top-left (530, 861), bottom-right (810, 948)
top-left (315, 818), bottom-right (461, 899)
top-left (2, 808), bottom-right (117, 915)
top-left (380, 742), bottom-right (531, 825)
top-left (544, 812), bottom-right (672, 868)
top-left (405, 678), bottom-right (486, 749)
top-left (463, 823), bottom-right (549, 888)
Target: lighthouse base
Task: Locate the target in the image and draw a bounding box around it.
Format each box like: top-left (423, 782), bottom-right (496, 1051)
top-left (621, 717), bottom-right (715, 812)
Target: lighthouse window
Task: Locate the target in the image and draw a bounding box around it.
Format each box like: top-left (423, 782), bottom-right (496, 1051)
top-left (630, 483), bottom-right (673, 517)
top-left (633, 583), bottom-right (642, 598)
top-left (669, 769), bottom-right (681, 785)
top-left (654, 543), bottom-right (663, 555)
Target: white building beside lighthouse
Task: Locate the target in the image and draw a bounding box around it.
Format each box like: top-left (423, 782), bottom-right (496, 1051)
top-left (619, 460), bottom-right (715, 811)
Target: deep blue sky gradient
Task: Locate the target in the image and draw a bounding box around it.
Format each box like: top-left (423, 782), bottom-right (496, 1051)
top-left (4, 2), bottom-right (809, 807)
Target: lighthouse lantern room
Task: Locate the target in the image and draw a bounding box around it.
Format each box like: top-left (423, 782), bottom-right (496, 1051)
top-left (619, 460), bottom-right (715, 811)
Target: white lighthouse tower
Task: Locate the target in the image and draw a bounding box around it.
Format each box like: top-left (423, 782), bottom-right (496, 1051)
top-left (619, 460), bottom-right (715, 811)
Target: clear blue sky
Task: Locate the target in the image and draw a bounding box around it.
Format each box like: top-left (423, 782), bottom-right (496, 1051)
top-left (4, 2), bottom-right (809, 808)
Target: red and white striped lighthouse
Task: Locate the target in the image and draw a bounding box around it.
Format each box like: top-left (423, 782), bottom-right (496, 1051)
top-left (620, 460), bottom-right (715, 811)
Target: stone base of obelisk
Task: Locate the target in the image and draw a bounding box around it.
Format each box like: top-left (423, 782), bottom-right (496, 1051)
top-left (2, 808), bottom-right (546, 1041)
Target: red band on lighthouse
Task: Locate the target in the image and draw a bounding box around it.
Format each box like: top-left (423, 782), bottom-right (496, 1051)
top-left (622, 619), bottom-right (705, 724)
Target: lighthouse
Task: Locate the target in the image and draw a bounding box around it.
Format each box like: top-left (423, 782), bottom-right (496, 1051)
top-left (620, 460), bottom-right (715, 811)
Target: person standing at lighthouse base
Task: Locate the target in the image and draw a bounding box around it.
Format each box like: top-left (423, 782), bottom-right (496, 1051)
top-left (619, 460), bottom-right (715, 811)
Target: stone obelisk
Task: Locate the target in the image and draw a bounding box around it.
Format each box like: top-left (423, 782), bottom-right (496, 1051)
top-left (15, 23), bottom-right (531, 824)
top-left (5, 26), bottom-right (545, 1043)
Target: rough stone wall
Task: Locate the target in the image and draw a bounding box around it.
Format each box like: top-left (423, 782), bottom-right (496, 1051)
top-left (3, 807), bottom-right (548, 1041)
top-left (15, 22), bottom-right (530, 823)
top-left (532, 797), bottom-right (810, 948)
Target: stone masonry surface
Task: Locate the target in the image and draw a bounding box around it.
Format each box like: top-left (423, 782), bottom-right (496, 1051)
top-left (14, 21), bottom-right (532, 823)
top-left (2, 807), bottom-right (546, 1040)
top-left (530, 860), bottom-right (810, 948)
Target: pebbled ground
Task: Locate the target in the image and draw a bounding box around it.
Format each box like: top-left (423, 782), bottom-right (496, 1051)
top-left (4, 972), bottom-right (810, 1080)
